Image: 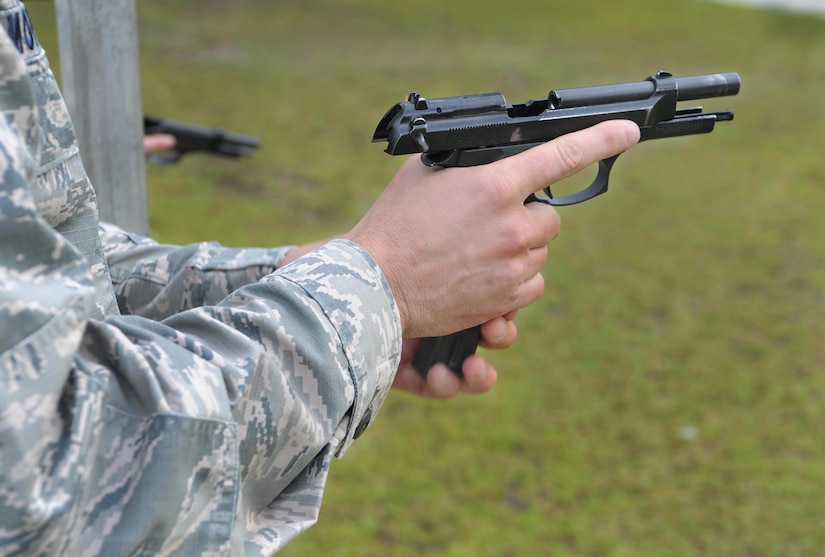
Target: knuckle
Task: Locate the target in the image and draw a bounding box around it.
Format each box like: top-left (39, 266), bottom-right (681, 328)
top-left (555, 139), bottom-right (585, 175)
top-left (499, 257), bottom-right (527, 285)
top-left (484, 168), bottom-right (520, 206)
top-left (505, 220), bottom-right (534, 251)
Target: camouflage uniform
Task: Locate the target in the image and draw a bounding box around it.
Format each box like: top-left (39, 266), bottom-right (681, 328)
top-left (0, 2), bottom-right (402, 555)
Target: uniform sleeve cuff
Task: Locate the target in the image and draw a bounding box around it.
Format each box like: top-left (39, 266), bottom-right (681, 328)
top-left (274, 239), bottom-right (402, 455)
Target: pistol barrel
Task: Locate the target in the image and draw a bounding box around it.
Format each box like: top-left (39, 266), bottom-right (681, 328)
top-left (673, 72), bottom-right (741, 101)
top-left (550, 72), bottom-right (740, 109)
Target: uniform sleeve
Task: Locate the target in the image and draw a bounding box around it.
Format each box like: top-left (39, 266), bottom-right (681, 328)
top-left (99, 221), bottom-right (294, 319)
top-left (97, 224), bottom-right (397, 455)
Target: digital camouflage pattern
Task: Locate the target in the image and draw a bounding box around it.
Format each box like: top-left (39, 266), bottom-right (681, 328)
top-left (0, 1), bottom-right (402, 555)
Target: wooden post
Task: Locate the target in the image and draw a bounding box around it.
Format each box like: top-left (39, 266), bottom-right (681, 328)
top-left (54, 0), bottom-right (148, 235)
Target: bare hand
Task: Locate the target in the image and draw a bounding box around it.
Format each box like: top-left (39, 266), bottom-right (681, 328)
top-left (344, 120), bottom-right (640, 339)
top-left (143, 133), bottom-right (176, 154)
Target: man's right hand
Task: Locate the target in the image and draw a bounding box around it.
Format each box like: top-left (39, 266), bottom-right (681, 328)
top-left (344, 120), bottom-right (641, 340)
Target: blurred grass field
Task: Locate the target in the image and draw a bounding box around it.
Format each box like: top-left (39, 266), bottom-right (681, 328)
top-left (28, 0), bottom-right (825, 555)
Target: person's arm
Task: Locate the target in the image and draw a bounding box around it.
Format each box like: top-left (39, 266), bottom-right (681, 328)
top-left (102, 229), bottom-right (504, 399)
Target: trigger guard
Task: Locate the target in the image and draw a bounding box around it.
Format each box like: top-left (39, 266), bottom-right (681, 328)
top-left (540, 154), bottom-right (620, 206)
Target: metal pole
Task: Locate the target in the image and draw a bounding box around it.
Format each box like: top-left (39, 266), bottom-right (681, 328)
top-left (55, 0), bottom-right (148, 235)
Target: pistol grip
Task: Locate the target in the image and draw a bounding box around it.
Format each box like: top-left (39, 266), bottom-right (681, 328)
top-left (412, 326), bottom-right (482, 377)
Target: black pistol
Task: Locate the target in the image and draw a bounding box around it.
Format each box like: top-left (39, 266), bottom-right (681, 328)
top-left (144, 116), bottom-right (260, 164)
top-left (372, 70), bottom-right (740, 376)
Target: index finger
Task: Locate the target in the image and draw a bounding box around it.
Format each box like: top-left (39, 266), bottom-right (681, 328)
top-left (493, 120), bottom-right (641, 199)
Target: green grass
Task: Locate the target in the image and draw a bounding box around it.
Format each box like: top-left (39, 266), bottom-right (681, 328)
top-left (26, 1), bottom-right (825, 555)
